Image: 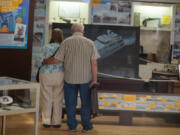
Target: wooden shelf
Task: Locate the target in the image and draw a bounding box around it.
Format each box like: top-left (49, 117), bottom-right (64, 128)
top-left (140, 27), bottom-right (171, 31)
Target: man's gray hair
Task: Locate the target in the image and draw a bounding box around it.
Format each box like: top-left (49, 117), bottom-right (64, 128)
top-left (71, 23), bottom-right (84, 32)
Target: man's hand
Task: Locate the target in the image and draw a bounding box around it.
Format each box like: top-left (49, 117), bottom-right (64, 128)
top-left (89, 80), bottom-right (99, 89)
top-left (42, 58), bottom-right (50, 65)
top-left (42, 57), bottom-right (60, 65)
top-left (90, 59), bottom-right (98, 88)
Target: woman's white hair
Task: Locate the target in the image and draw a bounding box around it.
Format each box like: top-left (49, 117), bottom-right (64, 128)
top-left (71, 23), bottom-right (84, 32)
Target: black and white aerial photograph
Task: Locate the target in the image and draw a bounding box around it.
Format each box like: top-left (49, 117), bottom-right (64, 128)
top-left (92, 1), bottom-right (131, 25)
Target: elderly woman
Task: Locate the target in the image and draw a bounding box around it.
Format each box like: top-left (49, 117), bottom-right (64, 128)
top-left (39, 28), bottom-right (64, 128)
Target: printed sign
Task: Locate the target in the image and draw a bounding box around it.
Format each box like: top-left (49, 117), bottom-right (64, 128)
top-left (0, 0), bottom-right (30, 49)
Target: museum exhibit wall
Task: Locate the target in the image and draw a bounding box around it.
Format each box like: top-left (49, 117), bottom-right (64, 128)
top-left (31, 0), bottom-right (180, 81)
top-left (0, 0), bottom-right (35, 81)
top-left (29, 0), bottom-right (180, 117)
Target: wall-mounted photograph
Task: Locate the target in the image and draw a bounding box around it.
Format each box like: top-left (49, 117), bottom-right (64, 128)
top-left (92, 1), bottom-right (131, 25)
top-left (14, 23), bottom-right (26, 42)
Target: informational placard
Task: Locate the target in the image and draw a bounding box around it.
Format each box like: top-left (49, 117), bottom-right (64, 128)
top-left (0, 0), bottom-right (30, 49)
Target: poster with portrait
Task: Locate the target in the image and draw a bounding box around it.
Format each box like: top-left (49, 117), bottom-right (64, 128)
top-left (0, 0), bottom-right (30, 49)
top-left (91, 0), bottom-right (131, 25)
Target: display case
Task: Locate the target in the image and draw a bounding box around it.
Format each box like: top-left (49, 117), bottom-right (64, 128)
top-left (91, 77), bottom-right (180, 125)
top-left (0, 77), bottom-right (40, 135)
top-left (132, 2), bottom-right (175, 63)
top-left (133, 2), bottom-right (174, 30)
top-left (48, 0), bottom-right (89, 24)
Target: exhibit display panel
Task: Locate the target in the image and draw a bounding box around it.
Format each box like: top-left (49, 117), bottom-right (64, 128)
top-left (0, 77), bottom-right (40, 135)
top-left (89, 77), bottom-right (180, 125)
top-left (0, 0), bottom-right (31, 49)
top-left (91, 0), bottom-right (132, 25)
top-left (98, 92), bottom-right (180, 113)
top-left (53, 23), bottom-right (140, 78)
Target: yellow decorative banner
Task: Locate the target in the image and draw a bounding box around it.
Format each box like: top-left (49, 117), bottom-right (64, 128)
top-left (99, 106), bottom-right (104, 109)
top-left (176, 104), bottom-right (180, 109)
top-left (124, 95), bottom-right (136, 102)
top-left (112, 94), bottom-right (118, 98)
top-left (103, 94), bottom-right (108, 98)
top-left (116, 97), bottom-right (122, 100)
top-left (164, 108), bottom-right (170, 111)
top-left (0, 0), bottom-right (23, 13)
top-left (150, 103), bottom-right (156, 109)
top-left (168, 105), bottom-right (174, 109)
top-left (111, 102), bottom-right (117, 107)
top-left (99, 95), bottom-right (104, 100)
top-left (104, 101), bottom-right (110, 107)
top-left (146, 107), bottom-right (151, 110)
top-left (116, 105), bottom-right (121, 108)
top-left (157, 97), bottom-right (167, 101)
top-left (176, 100), bottom-right (180, 103)
top-left (124, 106), bottom-right (136, 110)
top-left (161, 98), bottom-right (167, 102)
top-left (146, 96), bottom-right (152, 99)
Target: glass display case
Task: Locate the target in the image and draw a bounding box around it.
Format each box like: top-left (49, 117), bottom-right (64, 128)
top-left (133, 2), bottom-right (174, 30)
top-left (132, 2), bottom-right (174, 60)
top-left (0, 77), bottom-right (40, 135)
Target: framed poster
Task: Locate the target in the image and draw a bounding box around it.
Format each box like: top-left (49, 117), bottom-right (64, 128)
top-left (91, 0), bottom-right (131, 25)
top-left (0, 0), bottom-right (30, 49)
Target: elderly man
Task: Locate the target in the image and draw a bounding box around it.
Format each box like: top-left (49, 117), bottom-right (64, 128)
top-left (43, 23), bottom-right (100, 131)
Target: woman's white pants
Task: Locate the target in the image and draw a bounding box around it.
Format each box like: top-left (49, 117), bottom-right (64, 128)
top-left (39, 72), bottom-right (64, 125)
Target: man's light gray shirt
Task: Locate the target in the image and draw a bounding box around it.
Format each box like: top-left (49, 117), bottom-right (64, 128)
top-left (55, 32), bottom-right (100, 84)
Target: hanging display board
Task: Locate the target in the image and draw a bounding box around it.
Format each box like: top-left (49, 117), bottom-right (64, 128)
top-left (0, 0), bottom-right (30, 49)
top-left (91, 0), bottom-right (132, 25)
